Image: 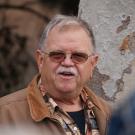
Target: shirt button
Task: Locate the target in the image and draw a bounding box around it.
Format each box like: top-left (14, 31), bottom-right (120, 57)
top-left (73, 127), bottom-right (77, 131)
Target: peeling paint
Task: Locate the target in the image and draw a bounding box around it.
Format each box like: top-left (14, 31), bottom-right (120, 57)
top-left (123, 65), bottom-right (132, 74)
top-left (79, 0), bottom-right (135, 102)
top-left (119, 32), bottom-right (135, 54)
top-left (128, 32), bottom-right (135, 54)
top-left (116, 79), bottom-right (124, 92)
top-left (119, 35), bottom-right (130, 54)
top-left (116, 15), bottom-right (130, 33)
top-left (113, 64), bottom-right (132, 101)
top-left (87, 67), bottom-right (111, 101)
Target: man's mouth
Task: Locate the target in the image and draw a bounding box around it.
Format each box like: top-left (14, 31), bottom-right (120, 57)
top-left (59, 71), bottom-right (75, 76)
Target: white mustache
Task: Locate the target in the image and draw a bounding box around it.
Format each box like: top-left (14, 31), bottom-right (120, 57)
top-left (56, 67), bottom-right (78, 76)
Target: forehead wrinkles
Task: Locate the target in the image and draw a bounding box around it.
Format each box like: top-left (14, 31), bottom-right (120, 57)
top-left (58, 24), bottom-right (83, 32)
top-left (53, 23), bottom-right (90, 37)
top-left (48, 24), bottom-right (91, 44)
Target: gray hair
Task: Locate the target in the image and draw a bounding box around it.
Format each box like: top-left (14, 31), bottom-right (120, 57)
top-left (38, 14), bottom-right (95, 51)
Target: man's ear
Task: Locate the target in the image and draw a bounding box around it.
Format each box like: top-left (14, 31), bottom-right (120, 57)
top-left (89, 54), bottom-right (99, 79)
top-left (91, 54), bottom-right (99, 67)
top-left (35, 49), bottom-right (44, 73)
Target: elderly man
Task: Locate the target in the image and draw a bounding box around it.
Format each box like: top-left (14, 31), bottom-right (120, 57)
top-left (0, 15), bottom-right (111, 135)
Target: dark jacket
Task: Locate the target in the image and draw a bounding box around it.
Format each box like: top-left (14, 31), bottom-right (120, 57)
top-left (107, 91), bottom-right (135, 135)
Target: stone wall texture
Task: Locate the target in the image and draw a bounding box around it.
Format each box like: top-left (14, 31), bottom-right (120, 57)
top-left (79, 0), bottom-right (135, 102)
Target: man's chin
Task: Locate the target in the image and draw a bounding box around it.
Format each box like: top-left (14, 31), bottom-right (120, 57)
top-left (58, 85), bottom-right (76, 92)
top-left (58, 88), bottom-right (75, 94)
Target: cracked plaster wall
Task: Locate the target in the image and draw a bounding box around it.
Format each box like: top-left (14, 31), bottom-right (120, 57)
top-left (79, 0), bottom-right (135, 102)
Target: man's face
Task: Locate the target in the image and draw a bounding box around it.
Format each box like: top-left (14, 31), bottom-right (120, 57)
top-left (36, 26), bottom-right (98, 100)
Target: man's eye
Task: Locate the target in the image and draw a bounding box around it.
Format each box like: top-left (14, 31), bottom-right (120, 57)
top-left (73, 53), bottom-right (88, 59)
top-left (49, 52), bottom-right (64, 59)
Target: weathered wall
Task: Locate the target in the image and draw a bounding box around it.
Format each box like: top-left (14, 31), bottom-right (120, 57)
top-left (0, 0), bottom-right (79, 97)
top-left (0, 0), bottom-right (54, 96)
top-left (79, 0), bottom-right (135, 102)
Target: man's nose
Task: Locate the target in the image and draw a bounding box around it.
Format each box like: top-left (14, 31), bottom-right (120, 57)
top-left (61, 54), bottom-right (74, 66)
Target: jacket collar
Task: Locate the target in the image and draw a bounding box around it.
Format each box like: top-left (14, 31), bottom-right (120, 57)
top-left (27, 75), bottom-right (109, 135)
top-left (27, 74), bottom-right (50, 122)
top-left (83, 87), bottom-right (110, 135)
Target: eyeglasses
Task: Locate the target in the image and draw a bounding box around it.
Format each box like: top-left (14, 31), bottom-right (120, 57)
top-left (42, 50), bottom-right (93, 64)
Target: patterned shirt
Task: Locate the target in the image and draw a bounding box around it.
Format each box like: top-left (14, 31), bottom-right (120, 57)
top-left (41, 89), bottom-right (100, 135)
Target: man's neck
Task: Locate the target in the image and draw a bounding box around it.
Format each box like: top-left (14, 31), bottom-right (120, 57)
top-left (54, 96), bottom-right (83, 112)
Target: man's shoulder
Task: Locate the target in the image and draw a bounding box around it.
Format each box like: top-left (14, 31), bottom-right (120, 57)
top-left (0, 88), bottom-right (27, 107)
top-left (0, 88), bottom-right (32, 124)
top-left (84, 86), bottom-right (111, 113)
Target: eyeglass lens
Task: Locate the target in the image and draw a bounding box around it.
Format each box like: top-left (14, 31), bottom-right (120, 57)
top-left (47, 51), bottom-right (90, 64)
